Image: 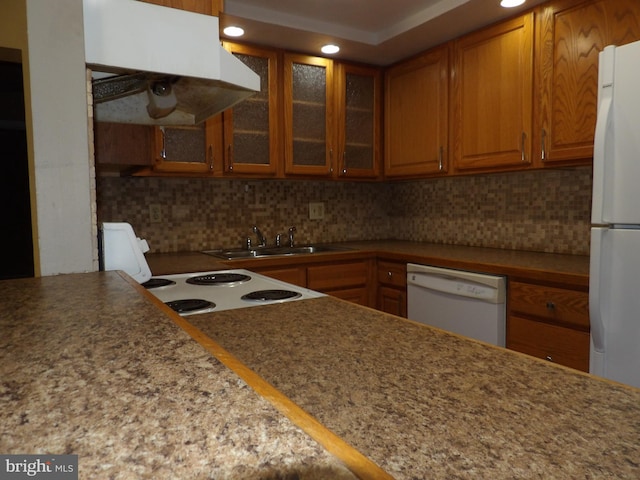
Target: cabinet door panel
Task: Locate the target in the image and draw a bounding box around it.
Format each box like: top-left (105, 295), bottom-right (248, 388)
top-left (535, 0), bottom-right (640, 165)
top-left (336, 63), bottom-right (381, 178)
top-left (284, 55), bottom-right (333, 176)
top-left (452, 14), bottom-right (533, 171)
top-left (223, 43), bottom-right (279, 175)
top-left (385, 45), bottom-right (449, 177)
top-left (507, 315), bottom-right (589, 371)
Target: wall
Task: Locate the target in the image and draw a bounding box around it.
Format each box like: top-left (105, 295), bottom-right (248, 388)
top-left (0, 0), bottom-right (97, 276)
top-left (97, 166), bottom-right (592, 256)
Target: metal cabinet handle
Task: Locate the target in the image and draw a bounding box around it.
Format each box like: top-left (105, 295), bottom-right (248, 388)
top-left (160, 126), bottom-right (167, 159)
top-left (387, 271), bottom-right (393, 279)
top-left (208, 145), bottom-right (213, 170)
top-left (342, 151), bottom-right (347, 175)
top-left (546, 301), bottom-right (556, 310)
top-left (521, 132), bottom-right (526, 163)
top-left (545, 355), bottom-right (554, 362)
top-left (227, 144), bottom-right (233, 171)
top-left (541, 129), bottom-right (547, 162)
top-left (438, 146), bottom-right (444, 171)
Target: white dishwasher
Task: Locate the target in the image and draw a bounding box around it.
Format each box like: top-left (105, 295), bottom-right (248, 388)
top-left (407, 263), bottom-right (507, 346)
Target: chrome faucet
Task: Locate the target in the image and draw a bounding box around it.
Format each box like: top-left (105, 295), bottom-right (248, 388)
top-left (288, 226), bottom-right (297, 247)
top-left (252, 225), bottom-right (267, 247)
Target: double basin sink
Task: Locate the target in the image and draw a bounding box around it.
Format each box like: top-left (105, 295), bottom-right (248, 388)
top-left (203, 245), bottom-right (348, 260)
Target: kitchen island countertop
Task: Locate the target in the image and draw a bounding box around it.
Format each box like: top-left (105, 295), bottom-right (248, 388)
top-left (4, 268), bottom-right (637, 479)
top-left (0, 272), bottom-right (359, 479)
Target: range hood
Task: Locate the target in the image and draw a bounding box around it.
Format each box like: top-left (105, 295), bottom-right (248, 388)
top-left (83, 0), bottom-right (260, 125)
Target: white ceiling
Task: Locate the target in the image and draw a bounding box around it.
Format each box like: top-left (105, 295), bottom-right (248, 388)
top-left (220, 0), bottom-right (547, 66)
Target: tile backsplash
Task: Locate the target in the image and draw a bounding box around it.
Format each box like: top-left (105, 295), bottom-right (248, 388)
top-left (97, 166), bottom-right (592, 256)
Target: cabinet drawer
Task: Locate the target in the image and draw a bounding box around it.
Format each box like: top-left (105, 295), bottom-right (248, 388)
top-left (307, 261), bottom-right (369, 291)
top-left (507, 316), bottom-right (589, 372)
top-left (329, 287), bottom-right (370, 306)
top-left (509, 281), bottom-right (589, 329)
top-left (377, 261), bottom-right (406, 288)
top-left (254, 267), bottom-right (306, 288)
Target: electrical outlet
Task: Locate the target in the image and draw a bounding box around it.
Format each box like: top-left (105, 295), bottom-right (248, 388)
top-left (308, 202), bottom-right (325, 220)
top-left (149, 204), bottom-right (162, 223)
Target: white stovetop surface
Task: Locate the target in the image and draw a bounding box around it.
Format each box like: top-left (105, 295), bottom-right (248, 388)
top-left (145, 268), bottom-right (324, 315)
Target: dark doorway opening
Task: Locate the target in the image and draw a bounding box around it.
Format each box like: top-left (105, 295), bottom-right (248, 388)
top-left (1, 59), bottom-right (34, 279)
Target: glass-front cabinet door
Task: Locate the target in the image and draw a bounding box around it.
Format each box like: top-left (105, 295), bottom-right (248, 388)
top-left (222, 42), bottom-right (279, 176)
top-left (284, 54), bottom-right (334, 176)
top-left (336, 63), bottom-right (381, 178)
top-left (152, 118), bottom-right (222, 175)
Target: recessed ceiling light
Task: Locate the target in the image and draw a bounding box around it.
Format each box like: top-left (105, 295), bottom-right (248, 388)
top-left (500, 0), bottom-right (525, 7)
top-left (321, 44), bottom-right (340, 55)
top-left (223, 26), bottom-right (245, 37)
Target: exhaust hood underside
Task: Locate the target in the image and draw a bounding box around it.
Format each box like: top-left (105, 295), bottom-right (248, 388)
top-left (83, 0), bottom-right (259, 125)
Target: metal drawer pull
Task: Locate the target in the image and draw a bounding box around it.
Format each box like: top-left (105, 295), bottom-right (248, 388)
top-left (541, 128), bottom-right (547, 161)
top-left (438, 146), bottom-right (444, 171)
top-left (546, 355), bottom-right (554, 362)
top-left (546, 301), bottom-right (556, 310)
top-left (521, 132), bottom-right (526, 163)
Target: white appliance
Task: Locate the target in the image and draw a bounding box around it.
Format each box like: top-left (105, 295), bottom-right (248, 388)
top-left (144, 270), bottom-right (325, 316)
top-left (83, 0), bottom-right (260, 125)
top-left (100, 222), bottom-right (324, 314)
top-left (589, 40), bottom-right (640, 388)
top-left (407, 264), bottom-right (506, 346)
top-left (100, 222), bottom-right (152, 284)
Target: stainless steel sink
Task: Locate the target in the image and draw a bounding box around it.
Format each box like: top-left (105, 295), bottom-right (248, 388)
top-left (203, 245), bottom-right (348, 260)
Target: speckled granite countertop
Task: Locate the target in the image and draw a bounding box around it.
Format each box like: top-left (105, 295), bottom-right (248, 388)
top-left (188, 297), bottom-right (640, 479)
top-left (0, 272), bottom-right (357, 479)
top-left (146, 240), bottom-right (589, 286)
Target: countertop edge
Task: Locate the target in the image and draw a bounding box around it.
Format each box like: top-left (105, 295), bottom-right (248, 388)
top-left (127, 274), bottom-right (393, 480)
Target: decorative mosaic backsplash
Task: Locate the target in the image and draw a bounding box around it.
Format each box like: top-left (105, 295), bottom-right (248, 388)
top-left (96, 166), bottom-right (592, 256)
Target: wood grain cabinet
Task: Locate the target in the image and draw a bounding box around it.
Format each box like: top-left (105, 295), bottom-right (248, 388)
top-left (151, 118), bottom-right (223, 175)
top-left (452, 13), bottom-right (534, 172)
top-left (307, 260), bottom-right (372, 306)
top-left (221, 42), bottom-right (280, 176)
top-left (284, 54), bottom-right (335, 177)
top-left (94, 122), bottom-right (154, 173)
top-left (507, 280), bottom-right (590, 371)
top-left (376, 260), bottom-right (407, 317)
top-left (533, 0), bottom-right (640, 166)
top-left (384, 45), bottom-right (449, 178)
top-left (335, 63), bottom-right (381, 179)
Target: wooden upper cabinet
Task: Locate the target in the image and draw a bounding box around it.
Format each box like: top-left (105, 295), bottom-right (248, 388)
top-left (284, 54), bottom-right (334, 176)
top-left (151, 117), bottom-right (223, 175)
top-left (335, 63), bottom-right (381, 179)
top-left (384, 45), bottom-right (449, 178)
top-left (534, 0), bottom-right (640, 167)
top-left (452, 13), bottom-right (534, 172)
top-left (221, 43), bottom-right (279, 176)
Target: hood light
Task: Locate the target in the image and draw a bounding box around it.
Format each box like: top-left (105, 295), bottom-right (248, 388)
top-left (224, 26), bottom-right (245, 37)
top-left (500, 0), bottom-right (525, 6)
top-left (321, 44), bottom-right (340, 55)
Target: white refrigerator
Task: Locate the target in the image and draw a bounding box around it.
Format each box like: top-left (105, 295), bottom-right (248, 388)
top-left (590, 39), bottom-right (640, 388)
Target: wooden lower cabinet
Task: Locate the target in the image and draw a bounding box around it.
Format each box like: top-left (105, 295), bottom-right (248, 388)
top-left (376, 260), bottom-right (407, 317)
top-left (507, 280), bottom-right (590, 372)
top-left (307, 260), bottom-right (372, 306)
top-left (253, 266), bottom-right (306, 288)
top-left (250, 259), bottom-right (373, 306)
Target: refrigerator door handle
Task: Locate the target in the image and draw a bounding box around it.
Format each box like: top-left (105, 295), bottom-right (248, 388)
top-left (591, 93), bottom-right (613, 225)
top-left (591, 46), bottom-right (615, 225)
top-left (589, 228), bottom-right (605, 353)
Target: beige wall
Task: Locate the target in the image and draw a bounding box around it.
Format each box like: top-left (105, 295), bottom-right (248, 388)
top-left (1, 0), bottom-right (97, 276)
